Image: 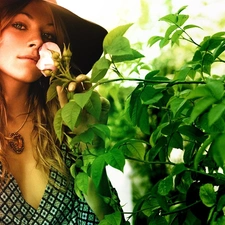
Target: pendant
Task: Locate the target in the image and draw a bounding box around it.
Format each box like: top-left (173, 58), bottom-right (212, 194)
top-left (8, 132), bottom-right (24, 154)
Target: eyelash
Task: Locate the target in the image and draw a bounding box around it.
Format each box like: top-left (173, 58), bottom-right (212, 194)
top-left (12, 22), bottom-right (26, 30)
top-left (12, 22), bottom-right (56, 42)
top-left (42, 33), bottom-right (56, 42)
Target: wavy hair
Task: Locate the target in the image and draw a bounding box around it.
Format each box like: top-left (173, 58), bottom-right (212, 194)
top-left (0, 0), bottom-right (71, 186)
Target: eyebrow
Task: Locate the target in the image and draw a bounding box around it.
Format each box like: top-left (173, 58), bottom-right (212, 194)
top-left (17, 12), bottom-right (54, 26)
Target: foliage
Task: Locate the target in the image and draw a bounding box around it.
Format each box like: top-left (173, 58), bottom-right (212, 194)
top-left (49, 5), bottom-right (225, 225)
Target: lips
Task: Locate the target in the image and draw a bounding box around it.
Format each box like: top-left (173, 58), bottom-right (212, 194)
top-left (18, 55), bottom-right (40, 63)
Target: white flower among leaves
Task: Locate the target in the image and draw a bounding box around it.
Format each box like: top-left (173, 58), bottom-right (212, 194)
top-left (36, 42), bottom-right (61, 76)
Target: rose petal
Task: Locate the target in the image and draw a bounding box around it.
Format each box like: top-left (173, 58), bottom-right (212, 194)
top-left (36, 42), bottom-right (61, 74)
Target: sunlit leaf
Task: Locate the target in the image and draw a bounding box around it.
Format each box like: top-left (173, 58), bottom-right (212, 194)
top-left (73, 89), bottom-right (93, 109)
top-left (164, 25), bottom-right (177, 39)
top-left (159, 14), bottom-right (177, 24)
top-left (207, 79), bottom-right (224, 100)
top-left (122, 139), bottom-right (146, 160)
top-left (91, 155), bottom-right (106, 188)
top-left (61, 101), bottom-right (81, 131)
top-left (105, 36), bottom-right (132, 56)
top-left (112, 49), bottom-right (144, 63)
top-left (47, 79), bottom-right (64, 102)
top-left (148, 36), bottom-right (164, 47)
top-left (53, 109), bottom-right (63, 142)
top-left (177, 5), bottom-right (188, 14)
top-left (91, 124), bottom-right (111, 140)
top-left (183, 24), bottom-right (202, 30)
top-left (171, 30), bottom-right (183, 46)
top-left (208, 103), bottom-right (225, 126)
top-left (85, 91), bottom-right (102, 120)
top-left (104, 149), bottom-right (125, 172)
top-left (177, 14), bottom-right (189, 26)
top-left (91, 57), bottom-right (111, 83)
top-left (103, 23), bottom-right (133, 50)
top-left (75, 172), bottom-right (89, 195)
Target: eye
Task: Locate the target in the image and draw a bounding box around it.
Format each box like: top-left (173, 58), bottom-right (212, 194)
top-left (42, 32), bottom-right (56, 42)
top-left (12, 22), bottom-right (26, 30)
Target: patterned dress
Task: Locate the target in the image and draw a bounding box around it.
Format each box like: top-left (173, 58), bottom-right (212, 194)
top-left (0, 150), bottom-right (99, 224)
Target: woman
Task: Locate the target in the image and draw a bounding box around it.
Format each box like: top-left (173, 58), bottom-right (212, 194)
top-left (0, 0), bottom-right (117, 224)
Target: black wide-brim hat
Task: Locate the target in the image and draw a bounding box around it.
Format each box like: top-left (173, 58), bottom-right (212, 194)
top-left (47, 2), bottom-right (107, 74)
top-left (1, 0), bottom-right (108, 74)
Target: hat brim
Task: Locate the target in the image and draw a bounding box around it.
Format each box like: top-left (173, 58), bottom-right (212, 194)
top-left (47, 2), bottom-right (107, 74)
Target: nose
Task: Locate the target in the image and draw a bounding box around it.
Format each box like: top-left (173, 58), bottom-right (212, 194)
top-left (27, 33), bottom-right (43, 49)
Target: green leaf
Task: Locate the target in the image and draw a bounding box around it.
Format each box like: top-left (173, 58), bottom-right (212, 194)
top-left (73, 89), bottom-right (93, 109)
top-left (148, 36), bottom-right (164, 47)
top-left (207, 79), bottom-right (224, 100)
top-left (85, 91), bottom-right (102, 120)
top-left (47, 79), bottom-right (64, 102)
top-left (177, 14), bottom-right (189, 26)
top-left (61, 101), bottom-right (81, 131)
top-left (75, 172), bottom-right (89, 195)
top-left (200, 183), bottom-right (217, 207)
top-left (91, 124), bottom-right (111, 140)
top-left (148, 213), bottom-right (168, 225)
top-left (141, 85), bottom-right (163, 105)
top-left (159, 14), bottom-right (178, 24)
top-left (145, 70), bottom-right (160, 79)
top-left (178, 125), bottom-right (205, 142)
top-left (217, 195), bottom-right (225, 211)
top-left (171, 163), bottom-right (186, 176)
top-left (175, 67), bottom-right (192, 80)
top-left (99, 211), bottom-right (122, 225)
top-left (53, 109), bottom-right (63, 142)
top-left (186, 85), bottom-right (212, 100)
top-left (158, 175), bottom-right (173, 196)
top-left (141, 198), bottom-right (158, 217)
top-left (189, 96), bottom-right (216, 123)
top-left (71, 128), bottom-right (95, 144)
top-left (91, 155), bottom-right (106, 188)
top-left (91, 57), bottom-right (111, 83)
top-left (103, 23), bottom-right (133, 50)
top-left (202, 52), bottom-right (214, 65)
top-left (169, 131), bottom-right (183, 149)
top-left (164, 25), bottom-right (177, 39)
top-left (192, 50), bottom-right (202, 62)
top-left (138, 105), bottom-right (150, 135)
top-left (177, 5), bottom-right (188, 14)
top-left (208, 103), bottom-right (225, 126)
top-left (105, 36), bottom-right (132, 56)
top-left (112, 48), bottom-right (144, 63)
top-left (159, 37), bottom-right (170, 48)
top-left (121, 139), bottom-right (146, 160)
top-left (171, 30), bottom-right (183, 46)
top-left (104, 148), bottom-right (125, 172)
top-left (183, 24), bottom-right (202, 30)
top-left (213, 43), bottom-right (225, 59)
top-left (209, 133), bottom-right (225, 170)
top-left (128, 84), bottom-right (143, 125)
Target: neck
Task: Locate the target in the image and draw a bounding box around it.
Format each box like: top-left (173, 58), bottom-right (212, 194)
top-left (0, 79), bottom-right (30, 118)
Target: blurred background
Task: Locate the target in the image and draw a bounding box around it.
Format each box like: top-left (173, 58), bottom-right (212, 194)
top-left (50, 0), bottom-right (225, 223)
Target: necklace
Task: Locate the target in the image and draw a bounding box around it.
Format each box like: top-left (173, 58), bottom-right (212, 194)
top-left (7, 108), bottom-right (30, 154)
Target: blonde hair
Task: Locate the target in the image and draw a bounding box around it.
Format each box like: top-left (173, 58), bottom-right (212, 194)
top-left (0, 0), bottom-right (70, 186)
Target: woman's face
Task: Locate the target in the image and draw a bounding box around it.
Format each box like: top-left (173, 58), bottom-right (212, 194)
top-left (0, 1), bottom-right (56, 84)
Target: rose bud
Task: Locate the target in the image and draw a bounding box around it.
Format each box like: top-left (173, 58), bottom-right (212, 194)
top-left (68, 81), bottom-right (76, 92)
